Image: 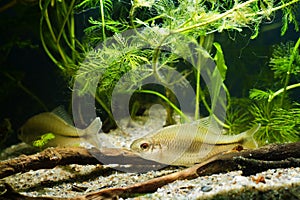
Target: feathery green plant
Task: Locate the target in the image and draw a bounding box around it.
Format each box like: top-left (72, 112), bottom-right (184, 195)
top-left (249, 38), bottom-right (300, 145)
top-left (40, 0), bottom-right (300, 137)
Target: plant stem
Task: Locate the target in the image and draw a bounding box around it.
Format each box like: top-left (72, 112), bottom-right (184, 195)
top-left (42, 6), bottom-right (57, 42)
top-left (194, 44), bottom-right (202, 120)
top-left (99, 0), bottom-right (106, 41)
top-left (280, 37), bottom-right (300, 106)
top-left (268, 82), bottom-right (300, 103)
top-left (39, 0), bottom-right (66, 71)
top-left (57, 0), bottom-right (75, 44)
top-left (139, 90), bottom-right (190, 122)
top-left (198, 86), bottom-right (230, 128)
top-left (39, 14), bottom-right (64, 70)
top-left (129, 4), bottom-right (150, 42)
top-left (95, 94), bottom-right (114, 120)
top-left (246, 0), bottom-right (300, 17)
top-left (171, 0), bottom-right (257, 34)
top-left (172, 0), bottom-right (300, 35)
top-left (151, 34), bottom-right (171, 84)
top-left (70, 8), bottom-right (76, 61)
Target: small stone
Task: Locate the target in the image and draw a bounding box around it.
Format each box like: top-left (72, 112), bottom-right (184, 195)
top-left (201, 185), bottom-right (212, 192)
top-left (232, 176), bottom-right (249, 185)
top-left (251, 175), bottom-right (266, 184)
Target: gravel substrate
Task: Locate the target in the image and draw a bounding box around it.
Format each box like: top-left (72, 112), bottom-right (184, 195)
top-left (3, 164), bottom-right (300, 199)
top-left (1, 106), bottom-right (300, 199)
top-left (137, 168), bottom-right (300, 200)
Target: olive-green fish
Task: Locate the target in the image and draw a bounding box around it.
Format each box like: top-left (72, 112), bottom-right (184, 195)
top-left (130, 118), bottom-right (260, 166)
top-left (18, 107), bottom-right (102, 148)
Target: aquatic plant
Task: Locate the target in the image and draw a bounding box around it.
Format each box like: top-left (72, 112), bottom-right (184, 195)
top-left (249, 38), bottom-right (300, 145)
top-left (32, 133), bottom-right (55, 148)
top-left (40, 0), bottom-right (300, 144)
top-left (39, 0), bottom-right (82, 74)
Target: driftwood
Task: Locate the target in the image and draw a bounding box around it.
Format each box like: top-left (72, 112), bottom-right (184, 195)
top-left (71, 142), bottom-right (300, 199)
top-left (0, 147), bottom-right (160, 179)
top-left (0, 142), bottom-right (300, 200)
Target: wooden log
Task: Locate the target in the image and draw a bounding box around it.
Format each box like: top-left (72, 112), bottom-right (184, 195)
top-left (0, 147), bottom-right (159, 179)
top-left (0, 142), bottom-right (299, 200)
top-left (71, 142), bottom-right (300, 199)
top-left (196, 142), bottom-right (300, 176)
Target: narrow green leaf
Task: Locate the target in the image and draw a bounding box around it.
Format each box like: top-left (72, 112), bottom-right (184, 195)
top-left (213, 42), bottom-right (227, 81)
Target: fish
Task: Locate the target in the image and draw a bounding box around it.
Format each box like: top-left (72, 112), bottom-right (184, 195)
top-left (18, 107), bottom-right (102, 148)
top-left (130, 117), bottom-right (260, 166)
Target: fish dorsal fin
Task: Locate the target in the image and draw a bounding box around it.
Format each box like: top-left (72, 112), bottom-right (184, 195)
top-left (193, 116), bottom-right (223, 135)
top-left (195, 116), bottom-right (210, 126)
top-left (52, 106), bottom-right (74, 125)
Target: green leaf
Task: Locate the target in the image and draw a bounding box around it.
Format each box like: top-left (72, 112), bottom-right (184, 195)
top-left (250, 24), bottom-right (259, 39)
top-left (32, 133), bottom-right (55, 148)
top-left (213, 42), bottom-right (227, 81)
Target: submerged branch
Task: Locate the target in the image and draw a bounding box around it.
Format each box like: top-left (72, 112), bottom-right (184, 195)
top-left (0, 143), bottom-right (299, 199)
top-left (0, 147), bottom-right (159, 179)
top-left (83, 142), bottom-right (300, 199)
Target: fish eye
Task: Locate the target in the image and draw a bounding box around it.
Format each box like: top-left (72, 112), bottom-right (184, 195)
top-left (140, 142), bottom-right (150, 150)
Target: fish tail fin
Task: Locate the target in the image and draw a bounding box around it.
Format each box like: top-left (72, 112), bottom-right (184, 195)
top-left (242, 123), bottom-right (261, 149)
top-left (84, 117), bottom-right (102, 146)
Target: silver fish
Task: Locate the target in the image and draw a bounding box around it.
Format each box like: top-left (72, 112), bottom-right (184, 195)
top-left (130, 118), bottom-right (260, 166)
top-left (18, 107), bottom-right (102, 148)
